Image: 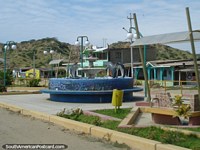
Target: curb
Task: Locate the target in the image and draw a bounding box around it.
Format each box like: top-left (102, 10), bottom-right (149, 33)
top-left (0, 91), bottom-right (41, 95)
top-left (0, 102), bottom-right (190, 150)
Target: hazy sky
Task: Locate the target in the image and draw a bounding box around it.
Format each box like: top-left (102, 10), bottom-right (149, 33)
top-left (0, 0), bottom-right (200, 52)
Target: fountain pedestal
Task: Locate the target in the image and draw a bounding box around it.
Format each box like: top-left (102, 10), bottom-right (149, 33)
top-left (41, 77), bottom-right (143, 103)
top-left (41, 47), bottom-right (143, 103)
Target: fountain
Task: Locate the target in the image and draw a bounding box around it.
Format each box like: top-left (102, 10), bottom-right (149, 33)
top-left (41, 47), bottom-right (142, 103)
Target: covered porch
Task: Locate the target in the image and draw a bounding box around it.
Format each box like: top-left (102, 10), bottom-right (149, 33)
top-left (134, 62), bottom-right (175, 86)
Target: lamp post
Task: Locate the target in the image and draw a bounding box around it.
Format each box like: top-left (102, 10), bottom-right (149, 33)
top-left (75, 36), bottom-right (90, 76)
top-left (32, 49), bottom-right (36, 78)
top-left (123, 27), bottom-right (147, 97)
top-left (3, 41), bottom-right (17, 86)
top-left (123, 13), bottom-right (150, 101)
top-left (123, 27), bottom-right (146, 75)
top-left (43, 48), bottom-right (55, 78)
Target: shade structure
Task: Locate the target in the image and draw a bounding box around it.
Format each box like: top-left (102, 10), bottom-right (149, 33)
top-left (131, 30), bottom-right (200, 47)
top-left (49, 59), bottom-right (63, 65)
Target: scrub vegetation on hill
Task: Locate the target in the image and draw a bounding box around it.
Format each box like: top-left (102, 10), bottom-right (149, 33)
top-left (0, 38), bottom-right (194, 70)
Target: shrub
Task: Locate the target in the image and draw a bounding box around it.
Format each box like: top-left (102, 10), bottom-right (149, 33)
top-left (134, 80), bottom-right (142, 85)
top-left (27, 79), bottom-right (41, 87)
top-left (0, 85), bottom-right (7, 92)
top-left (173, 95), bottom-right (191, 119)
top-left (0, 70), bottom-right (14, 86)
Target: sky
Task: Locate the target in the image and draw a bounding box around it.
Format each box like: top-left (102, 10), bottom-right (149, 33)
top-left (0, 0), bottom-right (200, 52)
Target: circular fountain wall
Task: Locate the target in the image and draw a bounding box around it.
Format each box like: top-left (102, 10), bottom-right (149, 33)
top-left (41, 77), bottom-right (142, 103)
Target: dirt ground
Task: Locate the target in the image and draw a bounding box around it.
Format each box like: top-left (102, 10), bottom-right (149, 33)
top-left (0, 108), bottom-right (132, 150)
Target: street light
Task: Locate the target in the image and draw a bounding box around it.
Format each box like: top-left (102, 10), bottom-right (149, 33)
top-left (123, 27), bottom-right (146, 75)
top-left (32, 49), bottom-right (36, 78)
top-left (3, 41), bottom-right (17, 86)
top-left (123, 13), bottom-right (150, 101)
top-left (75, 36), bottom-right (90, 76)
top-left (43, 48), bottom-right (55, 78)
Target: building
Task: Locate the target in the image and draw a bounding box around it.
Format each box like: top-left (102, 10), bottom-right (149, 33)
top-left (108, 45), bottom-right (157, 64)
top-left (133, 59), bottom-right (200, 86)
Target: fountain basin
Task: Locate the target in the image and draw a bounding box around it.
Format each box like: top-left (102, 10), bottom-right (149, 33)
top-left (78, 68), bottom-right (105, 78)
top-left (41, 77), bottom-right (143, 103)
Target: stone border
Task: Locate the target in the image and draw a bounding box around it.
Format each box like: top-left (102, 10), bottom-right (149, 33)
top-left (119, 106), bottom-right (200, 137)
top-left (0, 102), bottom-right (190, 150)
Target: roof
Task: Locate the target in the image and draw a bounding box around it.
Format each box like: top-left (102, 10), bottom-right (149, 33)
top-left (131, 30), bottom-right (200, 46)
top-left (49, 59), bottom-right (63, 65)
top-left (158, 60), bottom-right (200, 67)
top-left (92, 45), bottom-right (109, 52)
top-left (131, 59), bottom-right (200, 68)
top-left (0, 58), bottom-right (4, 62)
top-left (125, 59), bottom-right (200, 67)
top-left (179, 68), bottom-right (200, 72)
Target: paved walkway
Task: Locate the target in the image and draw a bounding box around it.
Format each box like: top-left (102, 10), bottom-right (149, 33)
top-left (0, 93), bottom-right (143, 115)
top-left (1, 87), bottom-right (197, 127)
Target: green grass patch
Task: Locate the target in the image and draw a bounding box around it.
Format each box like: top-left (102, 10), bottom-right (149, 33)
top-left (182, 127), bottom-right (200, 132)
top-left (100, 120), bottom-right (120, 130)
top-left (57, 109), bottom-right (200, 149)
top-left (94, 108), bottom-right (132, 119)
top-left (59, 113), bottom-right (102, 126)
top-left (117, 126), bottom-right (200, 149)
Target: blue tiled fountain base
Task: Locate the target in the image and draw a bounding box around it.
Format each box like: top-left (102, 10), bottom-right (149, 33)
top-left (41, 77), bottom-right (143, 103)
top-left (41, 88), bottom-right (142, 103)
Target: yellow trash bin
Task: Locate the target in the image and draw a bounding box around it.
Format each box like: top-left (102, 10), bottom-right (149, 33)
top-left (112, 89), bottom-right (123, 107)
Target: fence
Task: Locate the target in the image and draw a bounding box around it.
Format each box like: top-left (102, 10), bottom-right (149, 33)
top-left (135, 79), bottom-right (198, 100)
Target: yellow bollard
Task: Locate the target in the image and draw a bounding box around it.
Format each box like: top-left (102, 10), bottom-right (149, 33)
top-left (112, 89), bottom-right (123, 112)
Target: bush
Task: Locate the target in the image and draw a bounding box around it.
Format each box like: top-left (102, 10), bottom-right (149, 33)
top-left (27, 79), bottom-right (41, 87)
top-left (0, 85), bottom-right (7, 92)
top-left (134, 80), bottom-right (142, 85)
top-left (0, 70), bottom-right (14, 86)
top-left (173, 95), bottom-right (191, 119)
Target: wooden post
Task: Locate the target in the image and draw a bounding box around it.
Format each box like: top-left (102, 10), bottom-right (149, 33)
top-left (186, 7), bottom-right (200, 104)
top-left (133, 13), bottom-right (151, 101)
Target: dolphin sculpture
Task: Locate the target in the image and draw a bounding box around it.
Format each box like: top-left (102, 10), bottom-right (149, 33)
top-left (69, 62), bottom-right (79, 78)
top-left (106, 62), bottom-right (125, 78)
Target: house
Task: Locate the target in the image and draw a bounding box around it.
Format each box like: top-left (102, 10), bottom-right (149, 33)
top-left (25, 68), bottom-right (40, 79)
top-left (132, 59), bottom-right (200, 86)
top-left (12, 67), bottom-right (52, 79)
top-left (107, 44), bottom-right (157, 64)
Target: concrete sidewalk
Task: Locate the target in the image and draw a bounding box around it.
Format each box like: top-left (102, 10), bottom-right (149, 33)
top-left (0, 89), bottom-right (192, 150)
top-left (0, 93), bottom-right (144, 115)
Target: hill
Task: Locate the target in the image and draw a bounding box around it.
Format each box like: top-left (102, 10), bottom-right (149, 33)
top-left (0, 38), bottom-right (79, 70)
top-left (154, 44), bottom-right (193, 60)
top-left (0, 38), bottom-right (193, 70)
top-left (110, 41), bottom-right (193, 60)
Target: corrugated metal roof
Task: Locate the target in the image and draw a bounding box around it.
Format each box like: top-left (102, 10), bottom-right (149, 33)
top-left (131, 30), bottom-right (200, 46)
top-left (132, 60), bottom-right (200, 68)
top-left (161, 61), bottom-right (199, 67)
top-left (49, 59), bottom-right (63, 65)
top-left (179, 68), bottom-right (200, 72)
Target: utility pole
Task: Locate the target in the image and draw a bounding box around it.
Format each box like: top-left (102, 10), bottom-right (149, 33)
top-left (33, 49), bottom-right (36, 78)
top-left (133, 13), bottom-right (151, 101)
